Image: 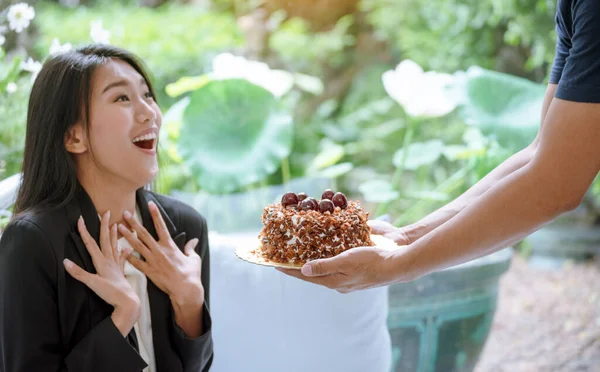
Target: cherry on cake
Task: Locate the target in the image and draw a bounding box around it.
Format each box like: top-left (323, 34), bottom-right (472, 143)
top-left (257, 189), bottom-right (375, 265)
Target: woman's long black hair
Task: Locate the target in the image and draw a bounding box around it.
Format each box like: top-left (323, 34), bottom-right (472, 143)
top-left (13, 44), bottom-right (157, 217)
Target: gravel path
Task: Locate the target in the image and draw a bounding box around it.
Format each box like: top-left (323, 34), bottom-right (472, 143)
top-left (476, 255), bottom-right (600, 372)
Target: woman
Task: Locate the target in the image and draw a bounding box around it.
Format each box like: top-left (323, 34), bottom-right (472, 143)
top-left (0, 44), bottom-right (213, 371)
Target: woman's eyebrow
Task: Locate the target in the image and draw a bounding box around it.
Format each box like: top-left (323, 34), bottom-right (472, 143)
top-left (102, 78), bottom-right (147, 94)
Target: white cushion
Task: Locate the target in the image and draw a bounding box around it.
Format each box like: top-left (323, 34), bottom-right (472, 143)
top-left (208, 231), bottom-right (392, 372)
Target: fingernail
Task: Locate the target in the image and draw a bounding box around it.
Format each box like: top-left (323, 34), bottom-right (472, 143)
top-left (148, 201), bottom-right (156, 209)
top-left (301, 264), bottom-right (312, 276)
top-left (63, 259), bottom-right (73, 269)
top-left (191, 238), bottom-right (199, 247)
top-left (123, 210), bottom-right (132, 219)
top-left (118, 224), bottom-right (126, 231)
top-left (106, 210), bottom-right (111, 220)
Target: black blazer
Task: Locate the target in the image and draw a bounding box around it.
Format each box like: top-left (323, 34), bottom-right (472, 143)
top-left (0, 186), bottom-right (213, 372)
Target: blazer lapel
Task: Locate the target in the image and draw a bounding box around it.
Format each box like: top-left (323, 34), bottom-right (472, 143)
top-left (137, 189), bottom-right (186, 371)
top-left (136, 189), bottom-right (185, 244)
top-left (65, 184), bottom-right (101, 275)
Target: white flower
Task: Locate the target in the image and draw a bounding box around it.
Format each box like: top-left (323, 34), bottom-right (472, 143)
top-left (90, 20), bottom-right (110, 44)
top-left (7, 3), bottom-right (35, 33)
top-left (6, 82), bottom-right (17, 94)
top-left (21, 57), bottom-right (41, 73)
top-left (21, 57), bottom-right (42, 81)
top-left (0, 35), bottom-right (5, 47)
top-left (49, 38), bottom-right (72, 55)
top-left (382, 59), bottom-right (457, 118)
top-left (211, 53), bottom-right (293, 97)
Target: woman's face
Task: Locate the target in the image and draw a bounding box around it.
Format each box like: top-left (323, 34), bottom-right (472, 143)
top-left (77, 59), bottom-right (162, 189)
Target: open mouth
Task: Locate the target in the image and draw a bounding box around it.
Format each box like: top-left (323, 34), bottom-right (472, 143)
top-left (132, 133), bottom-right (157, 151)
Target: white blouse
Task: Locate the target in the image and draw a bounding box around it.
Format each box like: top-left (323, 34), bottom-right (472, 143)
top-left (118, 209), bottom-right (156, 372)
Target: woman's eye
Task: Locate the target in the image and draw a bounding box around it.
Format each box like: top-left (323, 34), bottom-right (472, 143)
top-left (144, 91), bottom-right (154, 99)
top-left (116, 95), bottom-right (129, 102)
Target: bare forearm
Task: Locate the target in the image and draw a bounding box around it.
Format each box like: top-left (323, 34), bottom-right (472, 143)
top-left (403, 84), bottom-right (558, 243)
top-left (403, 145), bottom-right (535, 242)
top-left (394, 162), bottom-right (575, 281)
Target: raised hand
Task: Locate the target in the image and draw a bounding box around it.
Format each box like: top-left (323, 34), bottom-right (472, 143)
top-left (63, 211), bottom-right (140, 336)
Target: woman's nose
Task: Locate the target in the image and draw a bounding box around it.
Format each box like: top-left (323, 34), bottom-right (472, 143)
top-left (135, 100), bottom-right (157, 124)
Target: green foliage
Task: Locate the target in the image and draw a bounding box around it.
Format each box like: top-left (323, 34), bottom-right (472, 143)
top-left (363, 0), bottom-right (556, 78)
top-left (33, 2), bottom-right (243, 107)
top-left (178, 79), bottom-right (294, 194)
top-left (270, 14), bottom-right (356, 71)
top-left (451, 66), bottom-right (546, 151)
top-left (0, 49), bottom-right (29, 181)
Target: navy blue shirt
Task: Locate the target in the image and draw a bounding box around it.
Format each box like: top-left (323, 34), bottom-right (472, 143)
top-left (549, 0), bottom-right (600, 103)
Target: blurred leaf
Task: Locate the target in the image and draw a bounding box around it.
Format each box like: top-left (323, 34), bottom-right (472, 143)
top-left (322, 121), bottom-right (360, 142)
top-left (314, 162), bottom-right (354, 179)
top-left (160, 96), bottom-right (190, 163)
top-left (442, 144), bottom-right (470, 161)
top-left (451, 66), bottom-right (545, 151)
top-left (393, 140), bottom-right (445, 170)
top-left (358, 179), bottom-right (399, 203)
top-left (363, 118), bottom-right (405, 140)
top-left (0, 56), bottom-right (23, 93)
top-left (179, 79), bottom-right (293, 194)
top-left (291, 72), bottom-right (324, 95)
top-left (308, 140), bottom-right (345, 171)
top-left (166, 75), bottom-right (211, 98)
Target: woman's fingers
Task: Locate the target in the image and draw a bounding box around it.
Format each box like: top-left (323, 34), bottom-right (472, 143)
top-left (148, 202), bottom-right (172, 243)
top-left (100, 211), bottom-right (113, 260)
top-left (118, 224), bottom-right (152, 259)
top-left (184, 238), bottom-right (200, 256)
top-left (63, 258), bottom-right (92, 284)
top-left (63, 258), bottom-right (122, 308)
top-left (120, 247), bottom-right (132, 272)
top-left (77, 216), bottom-right (104, 266)
top-left (126, 254), bottom-right (150, 274)
top-left (123, 210), bottom-right (158, 251)
top-left (110, 223), bottom-right (121, 264)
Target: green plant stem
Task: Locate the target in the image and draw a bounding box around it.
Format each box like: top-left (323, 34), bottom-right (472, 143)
top-left (281, 157), bottom-right (291, 186)
top-left (375, 118), bottom-right (416, 217)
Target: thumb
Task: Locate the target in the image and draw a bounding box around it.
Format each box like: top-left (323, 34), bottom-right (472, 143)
top-left (301, 257), bottom-right (337, 277)
top-left (184, 238), bottom-right (199, 256)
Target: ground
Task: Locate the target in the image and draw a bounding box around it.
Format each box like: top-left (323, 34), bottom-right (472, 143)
top-left (476, 255), bottom-right (600, 372)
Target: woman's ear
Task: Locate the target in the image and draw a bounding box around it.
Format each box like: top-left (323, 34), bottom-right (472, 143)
top-left (64, 123), bottom-right (88, 154)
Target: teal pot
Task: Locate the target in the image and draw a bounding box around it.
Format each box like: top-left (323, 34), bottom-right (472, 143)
top-left (525, 206), bottom-right (600, 268)
top-left (387, 248), bottom-right (513, 372)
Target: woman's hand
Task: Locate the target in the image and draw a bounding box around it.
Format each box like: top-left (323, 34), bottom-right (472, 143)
top-left (118, 202), bottom-right (204, 308)
top-left (63, 211), bottom-right (140, 336)
top-left (119, 202), bottom-right (205, 338)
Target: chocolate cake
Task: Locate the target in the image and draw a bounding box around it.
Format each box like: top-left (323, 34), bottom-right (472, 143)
top-left (257, 189), bottom-right (375, 264)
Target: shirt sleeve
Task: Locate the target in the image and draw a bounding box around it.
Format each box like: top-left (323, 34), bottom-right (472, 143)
top-left (548, 14), bottom-right (571, 84)
top-left (554, 0), bottom-right (600, 103)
